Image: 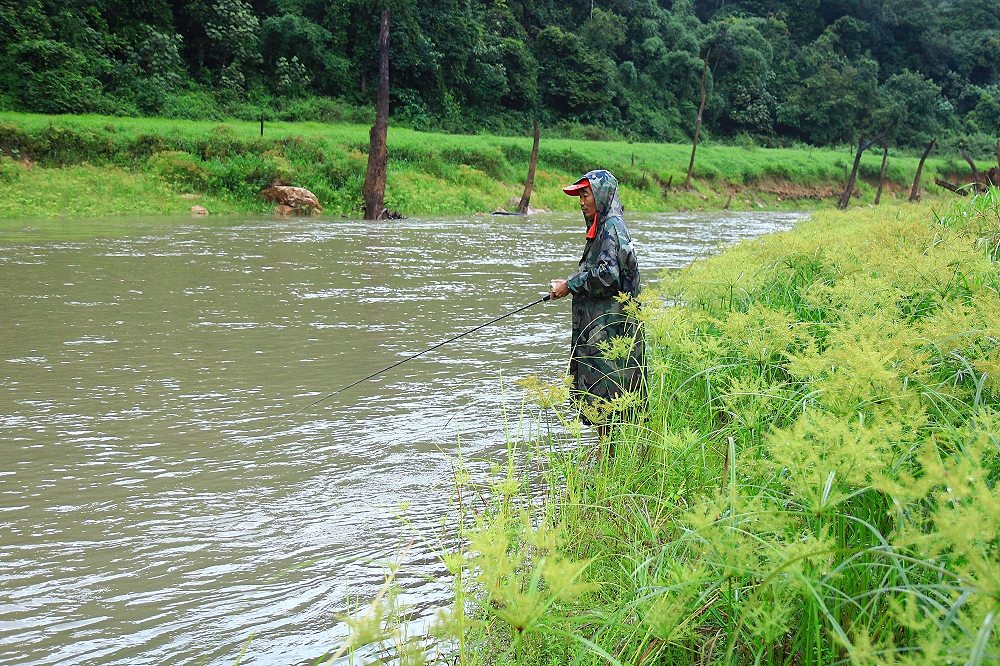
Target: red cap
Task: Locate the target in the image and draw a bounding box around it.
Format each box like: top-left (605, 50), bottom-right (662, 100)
top-left (562, 178), bottom-right (591, 195)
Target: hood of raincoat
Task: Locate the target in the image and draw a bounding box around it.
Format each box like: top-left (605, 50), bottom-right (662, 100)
top-left (576, 169), bottom-right (623, 227)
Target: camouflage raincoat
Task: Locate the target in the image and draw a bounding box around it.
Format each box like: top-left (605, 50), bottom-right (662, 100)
top-left (565, 170), bottom-right (645, 424)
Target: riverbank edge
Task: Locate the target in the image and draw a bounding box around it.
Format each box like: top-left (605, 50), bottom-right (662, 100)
top-left (0, 112), bottom-right (956, 220)
top-left (435, 195), bottom-right (1000, 665)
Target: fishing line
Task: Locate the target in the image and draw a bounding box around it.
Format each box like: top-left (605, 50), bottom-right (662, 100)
top-left (264, 294), bottom-right (551, 435)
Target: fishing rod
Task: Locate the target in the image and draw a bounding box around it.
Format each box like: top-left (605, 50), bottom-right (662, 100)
top-left (265, 293), bottom-right (552, 434)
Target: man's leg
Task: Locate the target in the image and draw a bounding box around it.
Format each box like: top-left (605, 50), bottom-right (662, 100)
top-left (597, 423), bottom-right (614, 460)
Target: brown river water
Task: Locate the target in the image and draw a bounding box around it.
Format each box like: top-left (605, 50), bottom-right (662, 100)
top-left (0, 210), bottom-right (801, 665)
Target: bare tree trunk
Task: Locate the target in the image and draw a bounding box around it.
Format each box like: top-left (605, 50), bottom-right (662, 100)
top-left (362, 10), bottom-right (390, 220)
top-left (909, 138), bottom-right (936, 202)
top-left (935, 178), bottom-right (969, 196)
top-left (874, 145), bottom-right (888, 205)
top-left (685, 50), bottom-right (710, 189)
top-left (960, 146), bottom-right (982, 193)
top-left (517, 119), bottom-right (540, 214)
top-left (837, 135), bottom-right (872, 210)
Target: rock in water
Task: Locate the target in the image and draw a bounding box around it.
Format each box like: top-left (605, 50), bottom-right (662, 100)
top-left (261, 185), bottom-right (323, 216)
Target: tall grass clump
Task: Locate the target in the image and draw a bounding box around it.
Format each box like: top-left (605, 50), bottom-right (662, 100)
top-left (437, 191), bottom-right (1000, 665)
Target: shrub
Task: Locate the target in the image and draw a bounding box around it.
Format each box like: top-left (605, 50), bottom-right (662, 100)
top-left (276, 96), bottom-right (372, 124)
top-left (147, 151), bottom-right (212, 190)
top-left (499, 142), bottom-right (531, 164)
top-left (220, 85), bottom-right (280, 121)
top-left (965, 86), bottom-right (1000, 137)
top-left (613, 165), bottom-right (652, 190)
top-left (857, 159), bottom-right (883, 180)
top-left (0, 122), bottom-right (31, 156)
top-left (440, 146), bottom-right (510, 180)
top-left (160, 90), bottom-right (223, 121)
top-left (0, 156), bottom-right (23, 182)
top-left (273, 136), bottom-right (326, 165)
top-left (31, 125), bottom-right (116, 164)
top-left (107, 97), bottom-right (143, 118)
top-left (741, 162), bottom-right (764, 184)
top-left (124, 76), bottom-right (171, 115)
top-left (8, 40), bottom-right (109, 114)
top-left (128, 134), bottom-right (172, 160)
top-left (623, 105), bottom-right (686, 143)
top-left (214, 153), bottom-right (296, 193)
top-left (194, 125), bottom-right (255, 159)
top-left (259, 150), bottom-right (295, 184)
top-left (384, 144), bottom-right (450, 178)
top-left (539, 147), bottom-right (593, 178)
top-left (392, 89), bottom-right (434, 132)
top-left (321, 157), bottom-right (364, 188)
top-left (549, 120), bottom-right (626, 142)
top-left (314, 173), bottom-right (364, 215)
top-left (695, 163), bottom-right (721, 180)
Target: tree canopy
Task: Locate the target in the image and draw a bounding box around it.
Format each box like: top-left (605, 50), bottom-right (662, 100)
top-left (0, 0), bottom-right (997, 150)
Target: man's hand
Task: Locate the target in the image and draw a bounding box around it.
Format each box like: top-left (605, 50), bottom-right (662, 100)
top-left (549, 279), bottom-right (570, 300)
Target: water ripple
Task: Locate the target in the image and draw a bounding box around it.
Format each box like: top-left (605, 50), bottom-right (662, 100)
top-left (0, 210), bottom-right (802, 665)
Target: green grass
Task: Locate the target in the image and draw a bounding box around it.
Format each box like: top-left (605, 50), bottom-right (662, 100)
top-left (333, 192), bottom-right (1000, 665)
top-left (0, 111), bottom-right (958, 219)
top-left (0, 162), bottom-right (252, 218)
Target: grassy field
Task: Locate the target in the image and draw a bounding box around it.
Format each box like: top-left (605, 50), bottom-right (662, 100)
top-left (331, 192), bottom-right (1000, 665)
top-left (0, 111), bottom-right (961, 219)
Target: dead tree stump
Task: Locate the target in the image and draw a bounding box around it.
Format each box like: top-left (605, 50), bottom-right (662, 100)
top-left (362, 10), bottom-right (390, 220)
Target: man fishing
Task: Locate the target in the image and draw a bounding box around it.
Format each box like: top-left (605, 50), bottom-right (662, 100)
top-left (271, 171), bottom-right (643, 441)
top-left (549, 169), bottom-right (645, 448)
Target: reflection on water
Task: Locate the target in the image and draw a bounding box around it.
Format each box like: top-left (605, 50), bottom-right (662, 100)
top-left (0, 210), bottom-right (802, 665)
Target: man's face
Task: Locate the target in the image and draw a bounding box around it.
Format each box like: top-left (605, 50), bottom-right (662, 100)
top-left (578, 186), bottom-right (597, 219)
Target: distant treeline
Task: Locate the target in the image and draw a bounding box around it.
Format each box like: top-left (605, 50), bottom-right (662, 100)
top-left (0, 1), bottom-right (997, 152)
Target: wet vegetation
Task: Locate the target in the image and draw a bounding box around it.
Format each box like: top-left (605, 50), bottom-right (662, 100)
top-left (334, 192), bottom-right (1000, 665)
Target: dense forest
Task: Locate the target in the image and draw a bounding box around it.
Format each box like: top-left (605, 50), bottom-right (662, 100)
top-left (0, 0), bottom-right (997, 151)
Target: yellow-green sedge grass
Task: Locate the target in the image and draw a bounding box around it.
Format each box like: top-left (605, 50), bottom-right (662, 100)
top-left (442, 190), bottom-right (1000, 665)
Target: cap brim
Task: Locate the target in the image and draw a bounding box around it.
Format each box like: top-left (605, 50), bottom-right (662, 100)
top-left (562, 178), bottom-right (590, 195)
